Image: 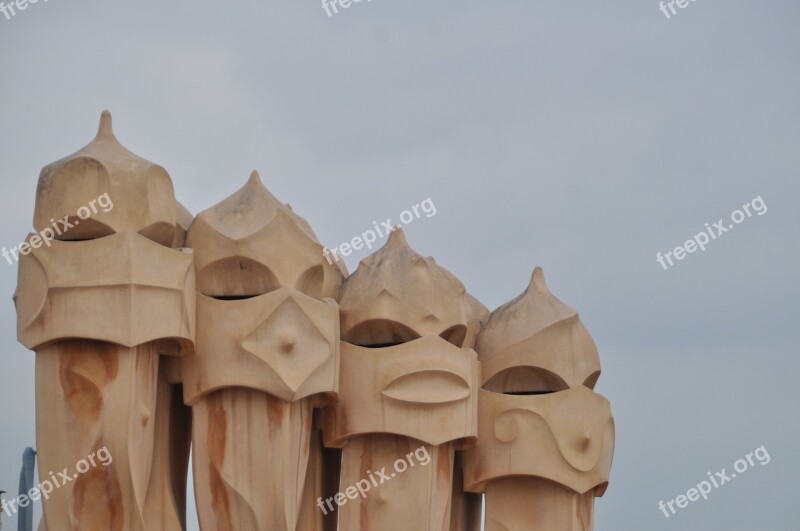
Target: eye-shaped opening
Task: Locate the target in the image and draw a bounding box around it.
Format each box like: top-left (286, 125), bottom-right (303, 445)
top-left (439, 325), bottom-right (467, 348)
top-left (343, 319), bottom-right (421, 347)
top-left (197, 257), bottom-right (281, 300)
top-left (296, 265), bottom-right (325, 299)
top-left (583, 370), bottom-right (601, 390)
top-left (45, 217), bottom-right (116, 242)
top-left (483, 366), bottom-right (569, 395)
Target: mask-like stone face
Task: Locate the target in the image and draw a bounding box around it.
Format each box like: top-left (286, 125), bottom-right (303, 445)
top-left (186, 171), bottom-right (345, 299)
top-left (33, 111), bottom-right (177, 246)
top-left (337, 228), bottom-right (487, 348)
top-left (182, 171), bottom-right (345, 405)
top-left (463, 267), bottom-right (615, 496)
top-left (14, 232), bottom-right (195, 352)
top-left (477, 267), bottom-right (600, 392)
top-left (324, 230), bottom-right (485, 447)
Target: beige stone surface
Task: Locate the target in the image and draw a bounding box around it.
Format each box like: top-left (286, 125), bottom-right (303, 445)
top-left (324, 229), bottom-right (484, 531)
top-left (33, 111), bottom-right (176, 246)
top-left (15, 112), bottom-right (194, 531)
top-left (462, 267), bottom-right (615, 531)
top-left (16, 112), bottom-right (615, 531)
top-left (183, 171), bottom-right (344, 531)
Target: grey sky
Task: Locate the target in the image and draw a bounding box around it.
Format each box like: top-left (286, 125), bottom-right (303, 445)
top-left (0, 1), bottom-right (798, 529)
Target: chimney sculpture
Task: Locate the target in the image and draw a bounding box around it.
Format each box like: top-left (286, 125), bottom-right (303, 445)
top-left (15, 113), bottom-right (615, 531)
top-left (181, 173), bottom-right (345, 531)
top-left (323, 230), bottom-right (486, 531)
top-left (14, 112), bottom-right (195, 530)
top-left (462, 267), bottom-right (615, 531)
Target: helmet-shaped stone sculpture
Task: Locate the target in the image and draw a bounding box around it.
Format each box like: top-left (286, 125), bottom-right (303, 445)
top-left (14, 111), bottom-right (195, 530)
top-left (463, 267), bottom-right (615, 531)
top-left (323, 229), bottom-right (485, 531)
top-left (33, 110), bottom-right (177, 245)
top-left (182, 171), bottom-right (345, 531)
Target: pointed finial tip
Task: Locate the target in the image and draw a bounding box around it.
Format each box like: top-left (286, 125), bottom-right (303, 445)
top-left (248, 170), bottom-right (262, 185)
top-left (387, 227), bottom-right (408, 247)
top-left (97, 110), bottom-right (114, 138)
top-left (530, 266), bottom-right (549, 293)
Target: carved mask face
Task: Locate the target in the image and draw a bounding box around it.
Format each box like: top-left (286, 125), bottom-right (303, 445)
top-left (181, 172), bottom-right (344, 405)
top-left (464, 268), bottom-right (615, 495)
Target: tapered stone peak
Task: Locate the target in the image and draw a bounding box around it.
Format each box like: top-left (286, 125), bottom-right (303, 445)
top-left (476, 267), bottom-right (598, 369)
top-left (34, 111), bottom-right (176, 245)
top-left (96, 109), bottom-right (115, 138)
top-left (190, 170), bottom-right (318, 243)
top-left (46, 111), bottom-right (156, 171)
top-left (479, 268), bottom-right (575, 343)
top-left (186, 171), bottom-right (345, 298)
top-left (338, 228), bottom-right (480, 346)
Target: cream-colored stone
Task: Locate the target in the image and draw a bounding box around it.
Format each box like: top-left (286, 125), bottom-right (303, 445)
top-left (17, 112), bottom-right (616, 531)
top-left (323, 336), bottom-right (478, 448)
top-left (33, 111), bottom-right (177, 245)
top-left (183, 172), bottom-right (343, 531)
top-left (15, 232), bottom-right (195, 352)
top-left (463, 267), bottom-right (615, 531)
top-left (324, 230), bottom-right (483, 531)
top-left (16, 112), bottom-right (194, 531)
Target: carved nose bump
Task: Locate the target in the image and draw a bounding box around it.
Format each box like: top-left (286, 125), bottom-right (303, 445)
top-left (577, 427), bottom-right (592, 450)
top-left (280, 338), bottom-right (296, 354)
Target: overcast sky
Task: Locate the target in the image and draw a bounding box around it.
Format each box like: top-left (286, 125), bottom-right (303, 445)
top-left (0, 1), bottom-right (798, 530)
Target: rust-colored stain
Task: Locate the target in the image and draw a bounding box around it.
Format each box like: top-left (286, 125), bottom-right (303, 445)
top-left (358, 437), bottom-right (373, 531)
top-left (266, 394), bottom-right (285, 429)
top-left (71, 438), bottom-right (123, 530)
top-left (59, 342), bottom-right (118, 430)
top-left (207, 396), bottom-right (233, 531)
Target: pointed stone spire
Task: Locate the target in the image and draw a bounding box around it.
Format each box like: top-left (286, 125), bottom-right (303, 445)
top-left (187, 171), bottom-right (345, 298)
top-left (476, 267), bottom-right (600, 390)
top-left (96, 109), bottom-right (115, 139)
top-left (34, 110), bottom-right (176, 245)
top-left (338, 228), bottom-right (481, 346)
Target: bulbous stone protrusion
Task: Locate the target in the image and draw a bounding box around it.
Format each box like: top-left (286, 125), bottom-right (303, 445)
top-left (477, 267), bottom-right (601, 393)
top-left (34, 111), bottom-right (177, 245)
top-left (186, 171), bottom-right (345, 299)
top-left (337, 228), bottom-right (485, 347)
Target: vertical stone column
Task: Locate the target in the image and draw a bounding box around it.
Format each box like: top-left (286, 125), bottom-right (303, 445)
top-left (14, 112), bottom-right (195, 530)
top-left (462, 268), bottom-right (615, 531)
top-left (142, 200), bottom-right (195, 531)
top-left (323, 230), bottom-right (486, 531)
top-left (181, 172), bottom-right (344, 531)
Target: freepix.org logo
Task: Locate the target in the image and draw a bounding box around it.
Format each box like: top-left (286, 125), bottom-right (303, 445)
top-left (0, 0), bottom-right (50, 22)
top-left (1, 447), bottom-right (113, 518)
top-left (1, 192), bottom-right (114, 266)
top-left (655, 196), bottom-right (767, 271)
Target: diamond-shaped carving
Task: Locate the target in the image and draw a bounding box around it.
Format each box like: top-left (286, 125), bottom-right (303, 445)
top-left (241, 297), bottom-right (331, 394)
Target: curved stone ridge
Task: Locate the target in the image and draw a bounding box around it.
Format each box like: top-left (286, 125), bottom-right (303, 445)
top-left (34, 111), bottom-right (177, 245)
top-left (337, 228), bottom-right (483, 347)
top-left (14, 111), bottom-right (614, 531)
top-left (186, 171), bottom-right (345, 298)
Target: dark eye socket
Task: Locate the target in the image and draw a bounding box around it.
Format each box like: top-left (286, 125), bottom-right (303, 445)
top-left (295, 265), bottom-right (325, 299)
top-left (343, 320), bottom-right (421, 347)
top-left (483, 367), bottom-right (569, 395)
top-left (583, 370), bottom-right (601, 390)
top-left (198, 258), bottom-right (280, 299)
top-left (439, 325), bottom-right (467, 348)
